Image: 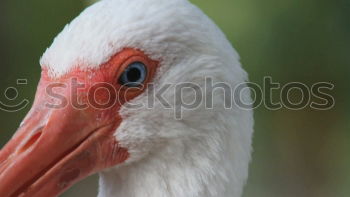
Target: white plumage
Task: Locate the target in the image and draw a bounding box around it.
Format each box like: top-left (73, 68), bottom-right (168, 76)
top-left (41, 0), bottom-right (254, 197)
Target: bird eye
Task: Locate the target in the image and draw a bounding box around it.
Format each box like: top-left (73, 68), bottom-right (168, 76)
top-left (119, 62), bottom-right (147, 87)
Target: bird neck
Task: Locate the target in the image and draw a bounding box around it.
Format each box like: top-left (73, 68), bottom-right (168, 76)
top-left (97, 133), bottom-right (247, 197)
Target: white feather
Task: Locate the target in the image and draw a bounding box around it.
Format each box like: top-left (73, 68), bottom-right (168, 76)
top-left (41, 0), bottom-right (254, 197)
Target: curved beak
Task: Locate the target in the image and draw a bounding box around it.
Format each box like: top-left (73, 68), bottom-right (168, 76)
top-left (0, 71), bottom-right (128, 197)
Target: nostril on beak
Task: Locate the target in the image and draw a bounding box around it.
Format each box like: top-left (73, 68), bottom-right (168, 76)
top-left (18, 129), bottom-right (43, 154)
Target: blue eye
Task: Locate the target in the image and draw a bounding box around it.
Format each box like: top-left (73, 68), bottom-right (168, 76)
top-left (119, 62), bottom-right (147, 87)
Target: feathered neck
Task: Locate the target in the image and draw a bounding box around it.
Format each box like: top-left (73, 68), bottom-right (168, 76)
top-left (98, 122), bottom-right (252, 197)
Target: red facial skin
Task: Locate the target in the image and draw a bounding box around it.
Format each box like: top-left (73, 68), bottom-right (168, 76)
top-left (0, 48), bottom-right (158, 197)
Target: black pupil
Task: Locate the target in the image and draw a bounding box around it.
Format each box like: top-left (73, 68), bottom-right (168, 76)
top-left (127, 67), bottom-right (141, 82)
top-left (119, 62), bottom-right (147, 87)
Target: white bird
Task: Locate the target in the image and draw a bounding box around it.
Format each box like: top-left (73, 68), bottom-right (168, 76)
top-left (0, 0), bottom-right (254, 197)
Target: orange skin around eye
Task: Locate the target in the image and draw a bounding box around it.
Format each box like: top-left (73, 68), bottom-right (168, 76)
top-left (0, 48), bottom-right (159, 197)
top-left (108, 48), bottom-right (159, 98)
top-left (39, 48), bottom-right (159, 111)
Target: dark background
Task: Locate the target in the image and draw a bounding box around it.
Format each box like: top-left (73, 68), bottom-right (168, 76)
top-left (0, 0), bottom-right (349, 196)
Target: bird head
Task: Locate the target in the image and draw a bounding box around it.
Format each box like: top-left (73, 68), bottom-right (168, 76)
top-left (0, 0), bottom-right (253, 196)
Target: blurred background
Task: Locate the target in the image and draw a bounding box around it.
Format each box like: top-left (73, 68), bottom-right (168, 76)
top-left (0, 0), bottom-right (349, 196)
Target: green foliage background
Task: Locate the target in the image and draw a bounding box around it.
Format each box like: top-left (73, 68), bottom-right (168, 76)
top-left (0, 0), bottom-right (349, 196)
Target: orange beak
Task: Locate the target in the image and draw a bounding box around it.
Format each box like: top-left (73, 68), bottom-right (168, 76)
top-left (0, 69), bottom-right (129, 197)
